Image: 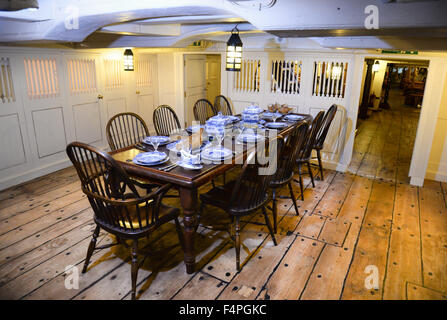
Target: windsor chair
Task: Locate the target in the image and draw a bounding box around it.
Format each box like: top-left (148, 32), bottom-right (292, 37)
top-left (313, 104), bottom-right (337, 181)
top-left (295, 111), bottom-right (325, 201)
top-left (66, 142), bottom-right (184, 300)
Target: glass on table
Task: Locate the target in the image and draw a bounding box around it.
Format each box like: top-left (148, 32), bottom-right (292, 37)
top-left (150, 139), bottom-right (160, 152)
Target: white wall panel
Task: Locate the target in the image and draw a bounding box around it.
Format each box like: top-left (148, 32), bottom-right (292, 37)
top-left (0, 114), bottom-right (26, 170)
top-left (137, 93), bottom-right (155, 131)
top-left (31, 107), bottom-right (67, 158)
top-left (72, 102), bottom-right (102, 144)
top-left (106, 97), bottom-right (127, 119)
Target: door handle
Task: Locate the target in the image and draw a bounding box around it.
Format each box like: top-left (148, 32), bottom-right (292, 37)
top-left (136, 90), bottom-right (140, 94)
top-left (97, 94), bottom-right (103, 100)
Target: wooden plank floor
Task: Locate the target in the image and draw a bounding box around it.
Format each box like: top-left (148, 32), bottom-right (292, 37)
top-left (1, 91), bottom-right (446, 300)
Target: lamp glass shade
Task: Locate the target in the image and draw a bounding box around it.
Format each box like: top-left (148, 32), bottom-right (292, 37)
top-left (372, 61), bottom-right (380, 72)
top-left (226, 31), bottom-right (243, 71)
top-left (123, 49), bottom-right (134, 71)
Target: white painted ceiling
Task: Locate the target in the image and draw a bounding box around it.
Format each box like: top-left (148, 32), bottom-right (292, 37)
top-left (0, 0), bottom-right (446, 50)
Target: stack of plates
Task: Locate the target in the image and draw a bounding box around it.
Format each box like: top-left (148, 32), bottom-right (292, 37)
top-left (142, 136), bottom-right (170, 146)
top-left (228, 115), bottom-right (240, 123)
top-left (284, 114), bottom-right (305, 121)
top-left (201, 147), bottom-right (233, 162)
top-left (167, 140), bottom-right (210, 154)
top-left (265, 122), bottom-right (288, 129)
top-left (132, 151), bottom-right (169, 166)
top-left (236, 132), bottom-right (266, 143)
top-left (186, 125), bottom-right (205, 134)
top-left (176, 158), bottom-right (203, 170)
top-left (166, 140), bottom-right (181, 152)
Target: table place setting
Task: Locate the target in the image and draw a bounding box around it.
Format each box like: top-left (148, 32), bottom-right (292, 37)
top-left (132, 150), bottom-right (170, 166)
top-left (176, 149), bottom-right (203, 170)
top-left (201, 145), bottom-right (234, 164)
top-left (264, 121), bottom-right (288, 129)
top-left (142, 136), bottom-right (171, 150)
top-left (284, 114), bottom-right (306, 121)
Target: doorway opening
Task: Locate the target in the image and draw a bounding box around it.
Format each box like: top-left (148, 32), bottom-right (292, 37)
top-left (349, 58), bottom-right (429, 183)
top-left (183, 54), bottom-right (221, 127)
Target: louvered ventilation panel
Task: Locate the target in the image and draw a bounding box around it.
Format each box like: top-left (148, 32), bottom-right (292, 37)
top-left (234, 59), bottom-right (261, 93)
top-left (0, 57), bottom-right (15, 103)
top-left (67, 58), bottom-right (97, 94)
top-left (104, 58), bottom-right (123, 89)
top-left (135, 59), bottom-right (152, 87)
top-left (24, 57), bottom-right (60, 99)
top-left (312, 61), bottom-right (348, 98)
top-left (271, 59), bottom-right (302, 94)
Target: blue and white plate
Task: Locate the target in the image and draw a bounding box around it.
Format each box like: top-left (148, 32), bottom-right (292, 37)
top-left (133, 157), bottom-right (169, 166)
top-left (236, 133), bottom-right (265, 143)
top-left (142, 136), bottom-right (170, 146)
top-left (166, 140), bottom-right (181, 152)
top-left (201, 147), bottom-right (233, 161)
top-left (228, 115), bottom-right (240, 123)
top-left (176, 159), bottom-right (203, 170)
top-left (132, 151), bottom-right (167, 166)
top-left (186, 124), bottom-right (205, 134)
top-left (284, 114), bottom-right (305, 121)
top-left (265, 122), bottom-right (288, 129)
top-left (261, 112), bottom-right (275, 119)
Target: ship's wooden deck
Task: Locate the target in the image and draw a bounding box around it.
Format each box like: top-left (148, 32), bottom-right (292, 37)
top-left (0, 90), bottom-right (446, 300)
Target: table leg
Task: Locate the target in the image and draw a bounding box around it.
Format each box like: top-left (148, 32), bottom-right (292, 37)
top-left (179, 187), bottom-right (198, 274)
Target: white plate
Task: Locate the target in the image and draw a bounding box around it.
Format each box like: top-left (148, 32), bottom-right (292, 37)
top-left (236, 133), bottom-right (266, 143)
top-left (142, 136), bottom-right (170, 146)
top-left (284, 114), bottom-right (305, 121)
top-left (133, 151), bottom-right (167, 165)
top-left (133, 156), bottom-right (169, 166)
top-left (201, 147), bottom-right (233, 161)
top-left (176, 160), bottom-right (203, 170)
top-left (166, 140), bottom-right (181, 152)
top-left (265, 122), bottom-right (288, 129)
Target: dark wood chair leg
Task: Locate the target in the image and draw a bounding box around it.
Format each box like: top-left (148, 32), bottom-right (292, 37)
top-left (82, 225), bottom-right (100, 273)
top-left (288, 182), bottom-right (300, 216)
top-left (272, 188), bottom-right (278, 234)
top-left (298, 163), bottom-right (304, 201)
top-left (317, 149), bottom-right (324, 181)
top-left (174, 217), bottom-right (185, 252)
top-left (262, 207), bottom-right (277, 246)
top-left (130, 239), bottom-right (139, 300)
top-left (307, 161), bottom-right (315, 188)
top-left (235, 217), bottom-right (241, 271)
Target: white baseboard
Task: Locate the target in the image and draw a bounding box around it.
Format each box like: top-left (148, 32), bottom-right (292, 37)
top-left (424, 169), bottom-right (447, 183)
top-left (0, 158), bottom-right (73, 191)
top-left (410, 176), bottom-right (425, 187)
top-left (0, 144), bottom-right (110, 191)
top-left (311, 158), bottom-right (347, 173)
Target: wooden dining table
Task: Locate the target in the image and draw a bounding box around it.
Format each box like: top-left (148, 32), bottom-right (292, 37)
top-left (110, 113), bottom-right (312, 274)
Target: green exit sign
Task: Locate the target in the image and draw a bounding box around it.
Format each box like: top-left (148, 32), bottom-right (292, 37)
top-left (381, 50), bottom-right (418, 55)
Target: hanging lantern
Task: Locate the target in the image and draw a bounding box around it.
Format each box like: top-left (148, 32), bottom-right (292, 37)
top-left (123, 49), bottom-right (134, 71)
top-left (226, 26), bottom-right (243, 71)
top-left (372, 61), bottom-right (380, 73)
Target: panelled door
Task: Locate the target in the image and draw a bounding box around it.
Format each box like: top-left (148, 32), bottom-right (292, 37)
top-left (100, 55), bottom-right (129, 135)
top-left (63, 52), bottom-right (104, 148)
top-left (135, 53), bottom-right (158, 133)
top-left (18, 52), bottom-right (72, 167)
top-left (0, 53), bottom-right (32, 186)
top-left (206, 54), bottom-right (221, 103)
top-left (184, 54), bottom-right (206, 127)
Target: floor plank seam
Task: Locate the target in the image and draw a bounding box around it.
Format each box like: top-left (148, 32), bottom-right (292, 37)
top-left (0, 206), bottom-right (92, 257)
